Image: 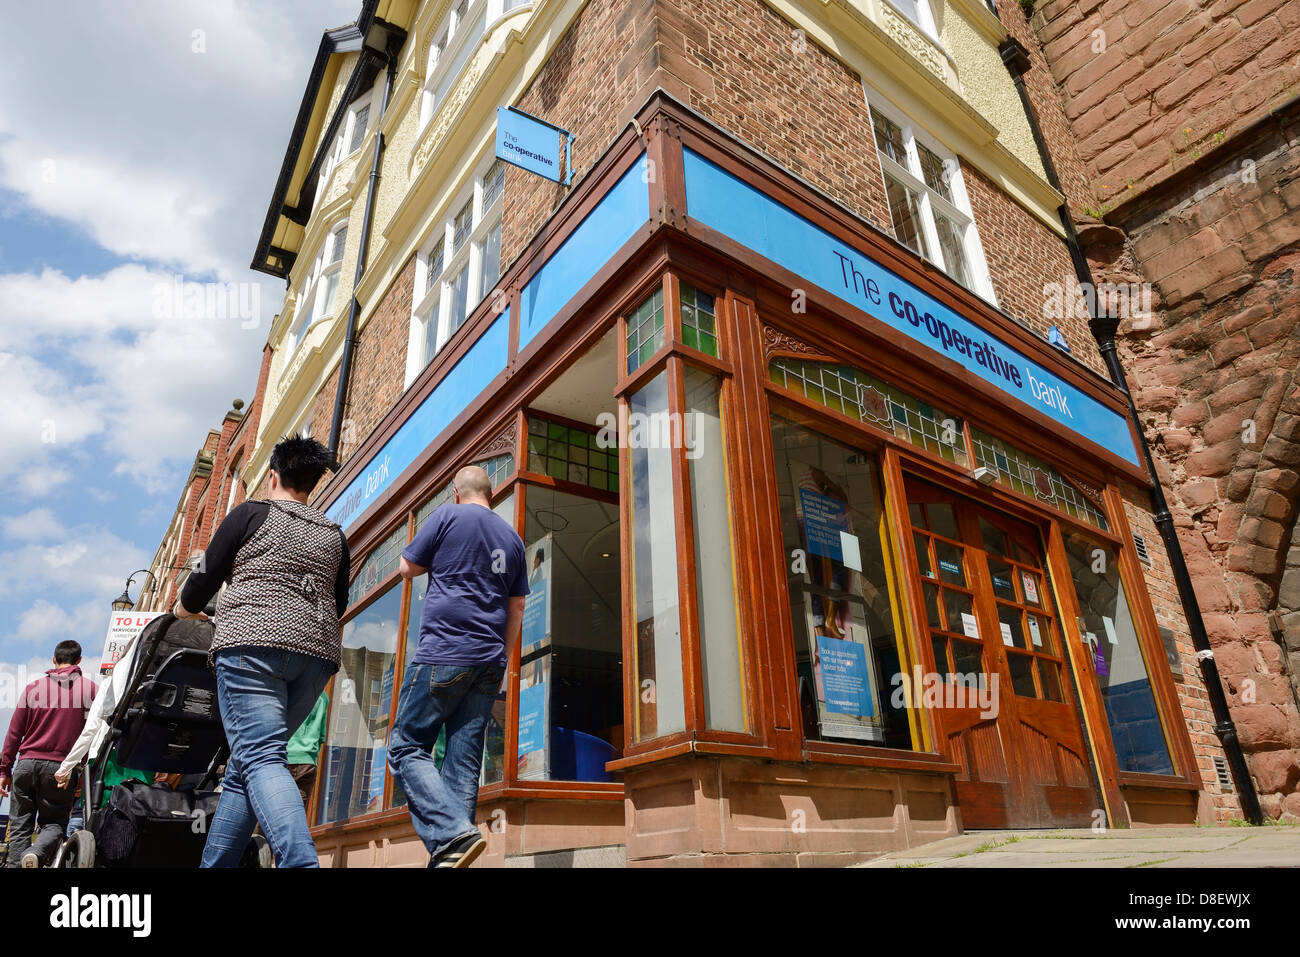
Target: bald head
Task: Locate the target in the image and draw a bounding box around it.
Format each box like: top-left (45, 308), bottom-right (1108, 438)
top-left (453, 465), bottom-right (492, 505)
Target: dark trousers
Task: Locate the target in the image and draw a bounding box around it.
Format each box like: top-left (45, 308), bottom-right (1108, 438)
top-left (6, 758), bottom-right (75, 867)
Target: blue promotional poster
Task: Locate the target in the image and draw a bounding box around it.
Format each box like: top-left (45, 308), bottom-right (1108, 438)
top-left (521, 534), bottom-right (553, 653)
top-left (798, 488), bottom-right (852, 562)
top-left (816, 635), bottom-right (874, 719)
top-left (516, 656), bottom-right (551, 780)
top-left (790, 458), bottom-right (886, 743)
top-left (368, 742), bottom-right (386, 811)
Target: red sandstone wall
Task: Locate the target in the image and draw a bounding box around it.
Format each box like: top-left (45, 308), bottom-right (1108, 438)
top-left (1031, 0), bottom-right (1300, 207)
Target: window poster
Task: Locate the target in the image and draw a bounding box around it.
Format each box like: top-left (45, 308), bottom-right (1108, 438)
top-left (789, 459), bottom-right (885, 743)
top-left (367, 739), bottom-right (386, 811)
top-left (522, 534), bottom-right (553, 654)
top-left (516, 655), bottom-right (551, 780)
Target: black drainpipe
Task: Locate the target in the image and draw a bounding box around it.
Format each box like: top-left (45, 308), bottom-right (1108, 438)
top-left (328, 42), bottom-right (399, 464)
top-left (999, 37), bottom-right (1263, 824)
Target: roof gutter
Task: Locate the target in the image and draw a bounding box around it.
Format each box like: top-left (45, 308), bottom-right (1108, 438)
top-left (998, 35), bottom-right (1263, 825)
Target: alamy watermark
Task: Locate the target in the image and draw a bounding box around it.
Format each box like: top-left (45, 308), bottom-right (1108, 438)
top-left (1042, 277), bottom-right (1154, 329)
top-left (152, 275), bottom-right (261, 329)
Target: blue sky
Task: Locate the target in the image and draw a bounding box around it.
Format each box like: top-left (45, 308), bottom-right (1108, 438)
top-left (0, 0), bottom-right (358, 807)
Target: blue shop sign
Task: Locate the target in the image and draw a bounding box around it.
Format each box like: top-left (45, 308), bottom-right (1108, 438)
top-left (681, 148), bottom-right (1140, 466)
top-left (496, 106), bottom-right (572, 185)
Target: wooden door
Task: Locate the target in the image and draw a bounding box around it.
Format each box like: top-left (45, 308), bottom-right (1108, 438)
top-left (905, 477), bottom-right (1098, 828)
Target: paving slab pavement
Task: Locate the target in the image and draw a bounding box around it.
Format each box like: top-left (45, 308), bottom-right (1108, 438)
top-left (855, 826), bottom-right (1300, 867)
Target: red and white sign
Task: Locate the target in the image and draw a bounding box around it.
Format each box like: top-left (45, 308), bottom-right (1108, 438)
top-left (100, 611), bottom-right (164, 676)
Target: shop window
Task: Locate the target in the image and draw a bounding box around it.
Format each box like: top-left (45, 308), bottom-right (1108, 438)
top-left (969, 428), bottom-right (1108, 530)
top-left (1064, 533), bottom-right (1175, 775)
top-left (769, 357), bottom-right (967, 466)
top-left (629, 371), bottom-right (686, 740)
top-left (625, 287), bottom-right (665, 375)
top-left (517, 486), bottom-right (623, 780)
top-left (347, 523), bottom-right (408, 608)
top-left (685, 369), bottom-right (747, 732)
top-left (391, 488), bottom-right (516, 805)
top-left (679, 284), bottom-right (718, 357)
top-left (770, 415), bottom-right (915, 749)
top-left (413, 452), bottom-right (516, 533)
top-left (866, 95), bottom-right (993, 302)
top-left (526, 417), bottom-right (618, 493)
top-left (319, 582), bottom-right (402, 824)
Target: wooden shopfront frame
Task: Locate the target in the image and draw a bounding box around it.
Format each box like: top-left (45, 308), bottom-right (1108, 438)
top-left (307, 90), bottom-right (1202, 843)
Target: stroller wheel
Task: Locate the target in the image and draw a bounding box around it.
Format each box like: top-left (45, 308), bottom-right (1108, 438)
top-left (57, 829), bottom-right (96, 869)
top-left (244, 833), bottom-right (273, 869)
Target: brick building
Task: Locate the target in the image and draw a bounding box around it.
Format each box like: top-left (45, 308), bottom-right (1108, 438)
top-left (206, 0), bottom-right (1270, 865)
top-left (1021, 0), bottom-right (1300, 821)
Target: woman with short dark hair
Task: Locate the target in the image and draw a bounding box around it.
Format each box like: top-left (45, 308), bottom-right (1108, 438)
top-left (175, 435), bottom-right (349, 868)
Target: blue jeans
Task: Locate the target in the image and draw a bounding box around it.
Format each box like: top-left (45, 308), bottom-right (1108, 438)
top-left (389, 662), bottom-right (502, 858)
top-left (201, 647), bottom-right (334, 868)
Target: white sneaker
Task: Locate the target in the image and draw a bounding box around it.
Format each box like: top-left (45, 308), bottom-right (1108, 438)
top-left (20, 852), bottom-right (40, 868)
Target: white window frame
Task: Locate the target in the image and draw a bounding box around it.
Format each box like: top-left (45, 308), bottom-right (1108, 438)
top-left (419, 0), bottom-right (488, 132)
top-left (864, 88), bottom-right (996, 306)
top-left (884, 0), bottom-right (939, 42)
top-left (285, 220), bottom-right (350, 367)
top-left (343, 95), bottom-right (372, 158)
top-left (406, 154), bottom-right (507, 386)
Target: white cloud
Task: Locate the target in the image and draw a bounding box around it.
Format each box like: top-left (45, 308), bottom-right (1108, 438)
top-left (0, 264), bottom-right (270, 493)
top-left (0, 508), bottom-right (67, 543)
top-left (0, 0), bottom-right (358, 277)
top-left (0, 524), bottom-right (147, 619)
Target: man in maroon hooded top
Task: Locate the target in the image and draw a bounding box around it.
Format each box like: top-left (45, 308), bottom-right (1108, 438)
top-left (0, 640), bottom-right (96, 868)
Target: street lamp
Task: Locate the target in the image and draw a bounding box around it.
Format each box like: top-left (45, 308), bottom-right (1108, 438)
top-left (111, 569), bottom-right (154, 612)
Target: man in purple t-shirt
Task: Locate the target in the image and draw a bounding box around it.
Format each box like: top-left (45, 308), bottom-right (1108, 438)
top-left (389, 465), bottom-right (528, 868)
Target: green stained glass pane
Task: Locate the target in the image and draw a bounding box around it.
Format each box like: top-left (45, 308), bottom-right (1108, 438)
top-left (548, 422), bottom-right (565, 440)
top-left (639, 340), bottom-right (655, 365)
top-left (683, 327), bottom-right (699, 351)
top-left (701, 332), bottom-right (718, 357)
top-left (547, 459), bottom-right (566, 480)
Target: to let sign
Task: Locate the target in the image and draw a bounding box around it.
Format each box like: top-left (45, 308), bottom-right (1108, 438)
top-left (496, 106), bottom-right (572, 184)
top-left (100, 611), bottom-right (164, 676)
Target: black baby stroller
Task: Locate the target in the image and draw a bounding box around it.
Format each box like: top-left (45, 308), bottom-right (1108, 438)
top-left (53, 612), bottom-right (269, 868)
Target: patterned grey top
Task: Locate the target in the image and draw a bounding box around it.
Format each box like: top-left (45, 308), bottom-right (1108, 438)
top-left (208, 500), bottom-right (347, 670)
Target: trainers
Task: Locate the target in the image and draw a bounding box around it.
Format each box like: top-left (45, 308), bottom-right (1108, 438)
top-left (432, 831), bottom-right (487, 869)
top-left (21, 852), bottom-right (40, 869)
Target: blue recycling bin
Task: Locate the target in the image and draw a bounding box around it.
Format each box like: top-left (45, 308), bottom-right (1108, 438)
top-left (550, 727), bottom-right (618, 782)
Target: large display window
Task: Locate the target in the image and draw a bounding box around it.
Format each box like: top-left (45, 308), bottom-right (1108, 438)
top-left (516, 485), bottom-right (623, 781)
top-left (318, 581), bottom-right (402, 824)
top-left (768, 414), bottom-right (916, 750)
top-left (1062, 531), bottom-right (1175, 776)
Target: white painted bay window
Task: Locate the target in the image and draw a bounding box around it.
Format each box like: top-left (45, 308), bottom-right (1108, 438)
top-left (286, 220), bottom-right (349, 362)
top-left (407, 155), bottom-right (507, 384)
top-left (865, 91), bottom-right (996, 304)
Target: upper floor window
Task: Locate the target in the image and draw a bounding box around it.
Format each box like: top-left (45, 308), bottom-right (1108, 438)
top-left (865, 93), bottom-right (995, 304)
top-left (420, 0), bottom-right (487, 131)
top-left (318, 95), bottom-right (375, 205)
top-left (408, 153), bottom-right (507, 382)
top-left (885, 0), bottom-right (939, 41)
top-left (347, 101), bottom-right (371, 156)
top-left (286, 220), bottom-right (349, 361)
